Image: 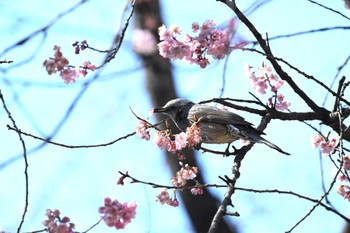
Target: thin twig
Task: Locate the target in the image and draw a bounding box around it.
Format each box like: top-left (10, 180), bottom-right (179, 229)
top-left (0, 0), bottom-right (90, 57)
top-left (7, 125), bottom-right (136, 148)
top-left (0, 89), bottom-right (28, 233)
top-left (307, 0), bottom-right (350, 21)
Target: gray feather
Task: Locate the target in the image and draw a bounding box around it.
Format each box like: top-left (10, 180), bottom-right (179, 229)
top-left (153, 98), bottom-right (290, 155)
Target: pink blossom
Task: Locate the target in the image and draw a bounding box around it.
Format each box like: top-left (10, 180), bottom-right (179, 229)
top-left (245, 63), bottom-right (286, 99)
top-left (344, 155), bottom-right (350, 170)
top-left (72, 40), bottom-right (88, 54)
top-left (175, 132), bottom-right (188, 150)
top-left (171, 164), bottom-right (198, 187)
top-left (200, 20), bottom-right (216, 35)
top-left (186, 123), bottom-right (202, 147)
top-left (117, 175), bottom-right (126, 185)
top-left (156, 189), bottom-right (171, 204)
top-left (43, 46), bottom-right (95, 83)
top-left (177, 152), bottom-right (186, 160)
top-left (338, 173), bottom-right (349, 182)
top-left (312, 134), bottom-right (324, 148)
top-left (153, 131), bottom-right (171, 149)
top-left (157, 19), bottom-right (243, 68)
top-left (169, 198), bottom-right (179, 207)
top-left (259, 62), bottom-right (272, 74)
top-left (270, 93), bottom-right (290, 111)
top-left (312, 134), bottom-right (339, 155)
top-left (43, 46), bottom-right (69, 75)
top-left (192, 22), bottom-right (200, 32)
top-left (337, 185), bottom-right (350, 201)
top-left (135, 121), bottom-right (150, 140)
top-left (166, 140), bottom-right (178, 154)
top-left (98, 197), bottom-right (137, 229)
top-left (42, 209), bottom-right (75, 233)
top-left (169, 24), bottom-right (182, 35)
top-left (197, 58), bottom-right (210, 68)
top-left (60, 68), bottom-right (76, 84)
top-left (156, 189), bottom-right (179, 207)
top-left (254, 78), bottom-right (267, 94)
top-left (244, 63), bottom-right (257, 81)
top-left (158, 24), bottom-right (179, 41)
top-left (191, 187), bottom-right (204, 195)
top-left (320, 135), bottom-right (338, 155)
top-left (269, 74), bottom-right (284, 91)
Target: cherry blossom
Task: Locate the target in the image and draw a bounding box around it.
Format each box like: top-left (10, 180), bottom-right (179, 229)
top-left (156, 189), bottom-right (179, 207)
top-left (153, 131), bottom-right (171, 148)
top-left (268, 93), bottom-right (291, 111)
top-left (174, 132), bottom-right (188, 150)
top-left (344, 155), bottom-right (350, 170)
top-left (135, 121), bottom-right (151, 140)
top-left (43, 45), bottom-right (96, 84)
top-left (72, 40), bottom-right (88, 54)
top-left (191, 187), bottom-right (204, 195)
top-left (245, 62), bottom-right (290, 111)
top-left (42, 209), bottom-right (75, 233)
top-left (171, 164), bottom-right (198, 187)
top-left (98, 197), bottom-right (137, 229)
top-left (158, 19), bottom-right (245, 68)
top-left (311, 134), bottom-right (339, 155)
top-left (148, 122), bottom-right (202, 154)
top-left (337, 185), bottom-right (350, 201)
top-left (186, 123), bottom-right (202, 147)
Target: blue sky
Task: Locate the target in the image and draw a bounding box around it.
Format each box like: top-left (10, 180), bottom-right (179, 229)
top-left (1, 0), bottom-right (350, 232)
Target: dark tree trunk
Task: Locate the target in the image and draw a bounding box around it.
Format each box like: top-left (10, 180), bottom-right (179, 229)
top-left (133, 1), bottom-right (237, 232)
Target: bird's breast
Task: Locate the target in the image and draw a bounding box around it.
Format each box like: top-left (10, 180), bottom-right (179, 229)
top-left (198, 123), bottom-right (240, 144)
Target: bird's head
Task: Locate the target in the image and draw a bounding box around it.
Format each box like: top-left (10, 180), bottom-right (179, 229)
top-left (153, 98), bottom-right (193, 117)
top-left (152, 98), bottom-right (194, 130)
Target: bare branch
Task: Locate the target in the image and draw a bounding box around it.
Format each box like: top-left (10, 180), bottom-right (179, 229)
top-left (307, 0), bottom-right (350, 21)
top-left (0, 0), bottom-right (90, 57)
top-left (0, 89), bottom-right (28, 233)
top-left (7, 125), bottom-right (136, 149)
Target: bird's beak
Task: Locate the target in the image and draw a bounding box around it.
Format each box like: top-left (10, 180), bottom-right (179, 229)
top-left (151, 107), bottom-right (167, 113)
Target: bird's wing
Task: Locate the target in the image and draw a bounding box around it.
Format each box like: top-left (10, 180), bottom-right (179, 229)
top-left (188, 104), bottom-right (266, 135)
top-left (188, 104), bottom-right (250, 126)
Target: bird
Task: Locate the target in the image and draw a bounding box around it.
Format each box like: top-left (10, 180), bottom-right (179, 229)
top-left (152, 98), bottom-right (290, 155)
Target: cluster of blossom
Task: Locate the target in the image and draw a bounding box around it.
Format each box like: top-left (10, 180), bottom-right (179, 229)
top-left (244, 62), bottom-right (290, 111)
top-left (158, 19), bottom-right (245, 68)
top-left (311, 134), bottom-right (339, 156)
top-left (98, 197), bottom-right (137, 229)
top-left (42, 209), bottom-right (75, 233)
top-left (334, 155), bottom-right (350, 201)
top-left (43, 45), bottom-right (96, 84)
top-left (135, 120), bottom-right (202, 159)
top-left (156, 189), bottom-right (179, 207)
top-left (171, 163), bottom-right (198, 187)
top-left (72, 40), bottom-right (88, 54)
top-left (190, 187), bottom-right (204, 195)
top-left (135, 121), bottom-right (151, 140)
top-left (337, 185), bottom-right (350, 201)
top-left (311, 133), bottom-right (350, 200)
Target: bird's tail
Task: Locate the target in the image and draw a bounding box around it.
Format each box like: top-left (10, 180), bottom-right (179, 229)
top-left (249, 133), bottom-right (290, 155)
